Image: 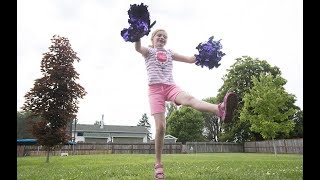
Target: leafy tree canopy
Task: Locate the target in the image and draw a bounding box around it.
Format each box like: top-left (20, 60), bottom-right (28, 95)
top-left (201, 97), bottom-right (220, 142)
top-left (167, 106), bottom-right (205, 144)
top-left (240, 73), bottom-right (296, 140)
top-left (17, 110), bottom-right (41, 139)
top-left (22, 35), bottom-right (86, 162)
top-left (217, 56), bottom-right (283, 142)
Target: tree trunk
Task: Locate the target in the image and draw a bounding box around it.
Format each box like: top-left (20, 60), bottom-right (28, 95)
top-left (46, 149), bottom-right (50, 163)
top-left (272, 138), bottom-right (277, 155)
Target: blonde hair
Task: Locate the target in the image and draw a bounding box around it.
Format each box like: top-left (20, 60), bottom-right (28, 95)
top-left (148, 29), bottom-right (167, 48)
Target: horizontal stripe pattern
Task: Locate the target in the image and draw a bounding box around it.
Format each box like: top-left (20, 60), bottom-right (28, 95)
top-left (145, 47), bottom-right (175, 85)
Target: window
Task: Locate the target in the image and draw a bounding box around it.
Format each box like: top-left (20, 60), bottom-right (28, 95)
top-left (77, 132), bottom-right (84, 136)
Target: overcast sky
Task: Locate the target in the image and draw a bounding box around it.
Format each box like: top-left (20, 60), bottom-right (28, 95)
top-left (17, 0), bottom-right (303, 139)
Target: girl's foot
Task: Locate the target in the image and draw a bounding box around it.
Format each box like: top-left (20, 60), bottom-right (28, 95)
top-left (154, 163), bottom-right (164, 179)
top-left (218, 92), bottom-right (237, 123)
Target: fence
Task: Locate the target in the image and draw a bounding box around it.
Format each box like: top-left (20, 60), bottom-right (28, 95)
top-left (185, 142), bottom-right (244, 153)
top-left (244, 138), bottom-right (303, 154)
top-left (17, 142), bottom-right (183, 157)
top-left (17, 138), bottom-right (303, 157)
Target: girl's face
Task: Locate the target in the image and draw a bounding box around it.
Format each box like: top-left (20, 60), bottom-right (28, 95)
top-left (152, 30), bottom-right (167, 48)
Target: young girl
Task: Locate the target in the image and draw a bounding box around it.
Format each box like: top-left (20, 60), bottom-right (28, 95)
top-left (135, 29), bottom-right (237, 179)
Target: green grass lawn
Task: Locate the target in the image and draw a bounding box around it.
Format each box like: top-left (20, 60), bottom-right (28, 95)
top-left (17, 153), bottom-right (302, 180)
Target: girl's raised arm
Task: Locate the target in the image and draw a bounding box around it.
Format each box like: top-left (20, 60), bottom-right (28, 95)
top-left (135, 39), bottom-right (148, 57)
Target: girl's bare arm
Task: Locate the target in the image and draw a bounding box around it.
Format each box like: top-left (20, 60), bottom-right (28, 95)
top-left (135, 39), bottom-right (148, 57)
top-left (173, 52), bottom-right (196, 63)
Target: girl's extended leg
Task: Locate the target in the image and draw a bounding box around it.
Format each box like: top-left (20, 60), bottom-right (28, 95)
top-left (174, 91), bottom-right (237, 122)
top-left (174, 91), bottom-right (219, 114)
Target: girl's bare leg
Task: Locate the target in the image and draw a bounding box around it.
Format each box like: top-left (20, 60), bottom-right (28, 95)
top-left (153, 113), bottom-right (166, 165)
top-left (175, 91), bottom-right (220, 115)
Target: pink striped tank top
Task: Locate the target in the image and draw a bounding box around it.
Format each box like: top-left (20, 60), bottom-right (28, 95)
top-left (144, 47), bottom-right (175, 85)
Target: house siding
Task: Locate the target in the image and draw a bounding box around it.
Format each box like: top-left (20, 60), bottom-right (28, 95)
top-left (72, 123), bottom-right (149, 143)
top-left (113, 137), bottom-right (143, 143)
top-left (85, 138), bottom-right (109, 143)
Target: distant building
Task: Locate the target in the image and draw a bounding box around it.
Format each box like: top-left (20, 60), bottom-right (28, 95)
top-left (72, 123), bottom-right (149, 143)
top-left (163, 135), bottom-right (178, 143)
top-left (149, 134), bottom-right (178, 144)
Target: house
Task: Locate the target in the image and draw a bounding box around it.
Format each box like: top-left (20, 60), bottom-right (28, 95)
top-left (71, 122), bottom-right (149, 143)
top-left (163, 135), bottom-right (178, 143)
top-left (149, 134), bottom-right (178, 144)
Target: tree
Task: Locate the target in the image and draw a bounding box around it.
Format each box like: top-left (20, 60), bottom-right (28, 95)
top-left (167, 106), bottom-right (205, 144)
top-left (165, 102), bottom-right (178, 120)
top-left (22, 35), bottom-right (87, 162)
top-left (165, 102), bottom-right (178, 134)
top-left (240, 73), bottom-right (296, 154)
top-left (217, 56), bottom-right (283, 142)
top-left (289, 109), bottom-right (303, 138)
top-left (137, 113), bottom-right (152, 140)
top-left (272, 98), bottom-right (301, 139)
top-left (17, 110), bottom-right (41, 139)
top-left (201, 97), bottom-right (220, 142)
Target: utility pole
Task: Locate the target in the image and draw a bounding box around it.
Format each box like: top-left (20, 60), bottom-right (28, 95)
top-left (73, 118), bottom-right (77, 142)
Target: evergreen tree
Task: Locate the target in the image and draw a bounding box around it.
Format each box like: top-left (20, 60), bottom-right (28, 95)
top-left (137, 113), bottom-right (152, 140)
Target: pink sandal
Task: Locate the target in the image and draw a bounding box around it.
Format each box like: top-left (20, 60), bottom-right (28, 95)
top-left (154, 163), bottom-right (164, 179)
top-left (218, 92), bottom-right (237, 123)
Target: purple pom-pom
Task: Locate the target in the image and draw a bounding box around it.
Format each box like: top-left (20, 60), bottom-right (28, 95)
top-left (121, 3), bottom-right (156, 42)
top-left (194, 36), bottom-right (226, 69)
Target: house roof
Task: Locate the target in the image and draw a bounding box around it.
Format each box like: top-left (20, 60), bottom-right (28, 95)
top-left (73, 124), bottom-right (149, 134)
top-left (164, 134), bottom-right (177, 139)
top-left (150, 134), bottom-right (177, 142)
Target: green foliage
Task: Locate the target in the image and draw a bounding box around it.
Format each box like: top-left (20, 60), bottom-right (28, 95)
top-left (165, 102), bottom-right (178, 120)
top-left (201, 97), bottom-right (220, 142)
top-left (137, 113), bottom-right (152, 140)
top-left (165, 102), bottom-right (178, 135)
top-left (17, 111), bottom-right (41, 139)
top-left (240, 73), bottom-right (296, 140)
top-left (290, 109), bottom-right (303, 138)
top-left (167, 106), bottom-right (205, 143)
top-left (22, 35), bottom-right (87, 161)
top-left (17, 153), bottom-right (303, 179)
top-left (218, 56), bottom-right (282, 101)
top-left (217, 56), bottom-right (283, 142)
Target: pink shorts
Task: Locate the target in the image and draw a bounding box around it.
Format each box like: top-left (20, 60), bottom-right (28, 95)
top-left (148, 83), bottom-right (183, 115)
